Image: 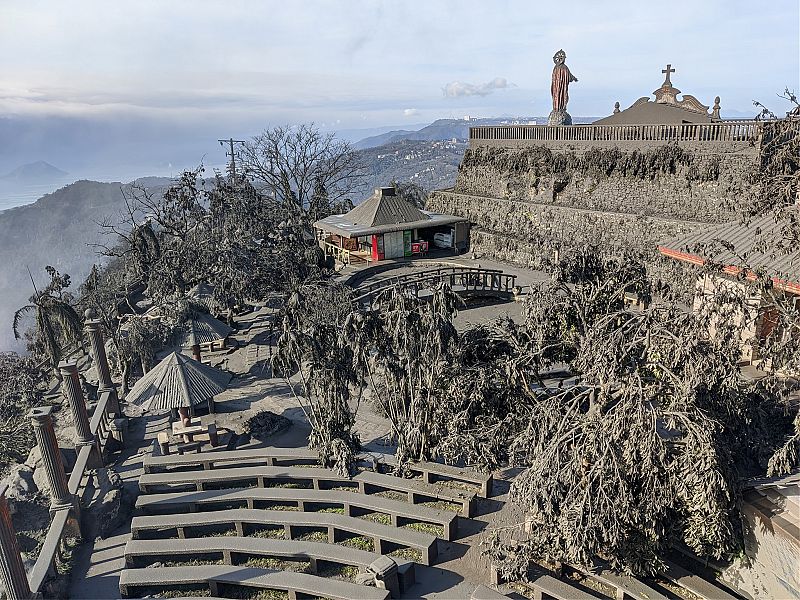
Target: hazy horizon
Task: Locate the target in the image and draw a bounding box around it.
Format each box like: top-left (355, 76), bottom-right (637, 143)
top-left (1, 0), bottom-right (797, 195)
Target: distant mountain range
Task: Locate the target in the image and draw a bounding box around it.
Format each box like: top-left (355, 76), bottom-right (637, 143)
top-left (353, 116), bottom-right (602, 150)
top-left (1, 161), bottom-right (69, 183)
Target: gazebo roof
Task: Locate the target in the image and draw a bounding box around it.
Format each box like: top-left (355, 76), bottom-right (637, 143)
top-left (178, 312), bottom-right (234, 347)
top-left (125, 351), bottom-right (231, 412)
top-left (314, 186), bottom-right (466, 238)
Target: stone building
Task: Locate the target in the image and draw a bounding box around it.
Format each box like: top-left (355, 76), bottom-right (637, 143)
top-left (426, 65), bottom-right (761, 296)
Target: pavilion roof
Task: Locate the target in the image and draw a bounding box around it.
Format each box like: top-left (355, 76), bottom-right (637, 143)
top-left (125, 351), bottom-right (231, 412)
top-left (314, 186), bottom-right (466, 238)
top-left (177, 312), bottom-right (234, 347)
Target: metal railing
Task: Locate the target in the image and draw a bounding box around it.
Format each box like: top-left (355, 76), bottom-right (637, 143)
top-left (354, 266), bottom-right (517, 305)
top-left (28, 388), bottom-right (118, 594)
top-left (469, 120), bottom-right (763, 144)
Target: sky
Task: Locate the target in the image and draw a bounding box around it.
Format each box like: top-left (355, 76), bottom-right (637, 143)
top-left (0, 0), bottom-right (798, 177)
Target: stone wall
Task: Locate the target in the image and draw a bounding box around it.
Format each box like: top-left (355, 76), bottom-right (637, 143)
top-left (426, 141), bottom-right (760, 299)
top-left (452, 143), bottom-right (758, 224)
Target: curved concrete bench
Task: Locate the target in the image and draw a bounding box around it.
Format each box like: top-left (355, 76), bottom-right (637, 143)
top-left (138, 464), bottom-right (476, 517)
top-left (529, 575), bottom-right (597, 600)
top-left (130, 508), bottom-right (438, 565)
top-left (135, 486), bottom-right (458, 540)
top-left (145, 447), bottom-right (494, 498)
top-left (663, 560), bottom-right (738, 600)
top-left (124, 537), bottom-right (414, 596)
top-left (119, 565), bottom-right (391, 600)
top-left (576, 567), bottom-right (669, 600)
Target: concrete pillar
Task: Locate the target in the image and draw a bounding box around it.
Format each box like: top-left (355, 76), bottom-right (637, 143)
top-left (0, 484), bottom-right (32, 600)
top-left (28, 406), bottom-right (72, 511)
top-left (58, 361), bottom-right (94, 448)
top-left (84, 319), bottom-right (120, 414)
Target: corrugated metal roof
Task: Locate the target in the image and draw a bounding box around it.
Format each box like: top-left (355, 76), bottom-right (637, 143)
top-left (314, 187), bottom-right (466, 238)
top-left (178, 312), bottom-right (234, 347)
top-left (126, 351), bottom-right (231, 412)
top-left (658, 211), bottom-right (800, 281)
top-left (344, 187), bottom-right (430, 227)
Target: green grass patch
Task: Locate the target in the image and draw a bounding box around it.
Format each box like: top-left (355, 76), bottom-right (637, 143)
top-left (249, 527), bottom-right (287, 539)
top-left (267, 482), bottom-right (311, 489)
top-left (295, 531), bottom-right (328, 543)
top-left (261, 503), bottom-right (299, 511)
top-left (420, 500), bottom-right (460, 512)
top-left (339, 535), bottom-right (374, 552)
top-left (140, 585), bottom-right (211, 598)
top-left (373, 490), bottom-right (407, 502)
top-left (316, 563), bottom-right (361, 581)
top-left (389, 547), bottom-right (423, 563)
top-left (243, 557), bottom-right (310, 572)
top-left (402, 522), bottom-right (444, 537)
top-left (357, 512), bottom-right (391, 526)
top-left (316, 507), bottom-right (345, 514)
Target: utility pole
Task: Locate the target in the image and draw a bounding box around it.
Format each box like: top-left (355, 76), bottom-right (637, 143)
top-left (218, 138), bottom-right (245, 181)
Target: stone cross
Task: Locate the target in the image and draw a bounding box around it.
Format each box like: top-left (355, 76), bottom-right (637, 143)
top-left (661, 64), bottom-right (676, 86)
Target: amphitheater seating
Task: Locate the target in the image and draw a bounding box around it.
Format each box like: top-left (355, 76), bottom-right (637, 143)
top-left (144, 446), bottom-right (494, 497)
top-left (135, 486), bottom-right (459, 540)
top-left (130, 507), bottom-right (439, 565)
top-left (124, 536), bottom-right (415, 595)
top-left (663, 560), bottom-right (738, 600)
top-left (119, 565), bottom-right (391, 600)
top-left (138, 464), bottom-right (477, 517)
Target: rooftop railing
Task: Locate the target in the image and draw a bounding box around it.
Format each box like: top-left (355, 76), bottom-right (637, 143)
top-left (469, 120), bottom-right (764, 144)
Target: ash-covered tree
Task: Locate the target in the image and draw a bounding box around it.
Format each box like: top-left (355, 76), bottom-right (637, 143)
top-left (484, 249), bottom-right (791, 577)
top-left (391, 180), bottom-right (428, 209)
top-left (0, 352), bottom-right (46, 472)
top-left (273, 280), bottom-right (361, 475)
top-left (13, 266), bottom-right (83, 376)
top-left (344, 284), bottom-right (459, 469)
top-left (239, 123), bottom-right (364, 216)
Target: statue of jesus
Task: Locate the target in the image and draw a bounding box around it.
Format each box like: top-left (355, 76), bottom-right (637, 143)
top-left (549, 49), bottom-right (578, 126)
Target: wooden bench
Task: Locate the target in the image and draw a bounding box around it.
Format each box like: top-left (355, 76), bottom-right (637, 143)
top-left (138, 465), bottom-right (477, 518)
top-left (663, 560), bottom-right (738, 600)
top-left (135, 487), bottom-right (459, 540)
top-left (129, 507), bottom-right (439, 565)
top-left (119, 565), bottom-right (391, 600)
top-left (123, 536), bottom-right (415, 596)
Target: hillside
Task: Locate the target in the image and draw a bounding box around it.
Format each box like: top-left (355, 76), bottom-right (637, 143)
top-left (353, 118), bottom-right (534, 149)
top-left (353, 139), bottom-right (466, 201)
top-left (0, 178), bottom-right (171, 351)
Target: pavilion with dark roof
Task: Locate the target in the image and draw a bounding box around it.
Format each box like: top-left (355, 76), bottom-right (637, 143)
top-left (314, 186), bottom-right (470, 264)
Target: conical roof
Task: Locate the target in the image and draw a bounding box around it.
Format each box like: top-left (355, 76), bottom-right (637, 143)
top-left (177, 312), bottom-right (234, 347)
top-left (126, 351), bottom-right (231, 412)
top-left (343, 187), bottom-right (429, 227)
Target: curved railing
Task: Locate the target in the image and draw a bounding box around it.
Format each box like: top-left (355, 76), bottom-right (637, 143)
top-left (353, 266), bottom-right (517, 306)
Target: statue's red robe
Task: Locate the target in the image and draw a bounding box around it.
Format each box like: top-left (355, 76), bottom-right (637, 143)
top-left (551, 63), bottom-right (576, 112)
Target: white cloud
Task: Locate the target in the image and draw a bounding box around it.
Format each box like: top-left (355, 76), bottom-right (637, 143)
top-left (403, 108), bottom-right (420, 116)
top-left (442, 77), bottom-right (514, 98)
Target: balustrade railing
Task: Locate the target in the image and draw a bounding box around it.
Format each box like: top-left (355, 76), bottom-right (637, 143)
top-left (469, 120), bottom-right (764, 144)
top-left (27, 388), bottom-right (119, 595)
